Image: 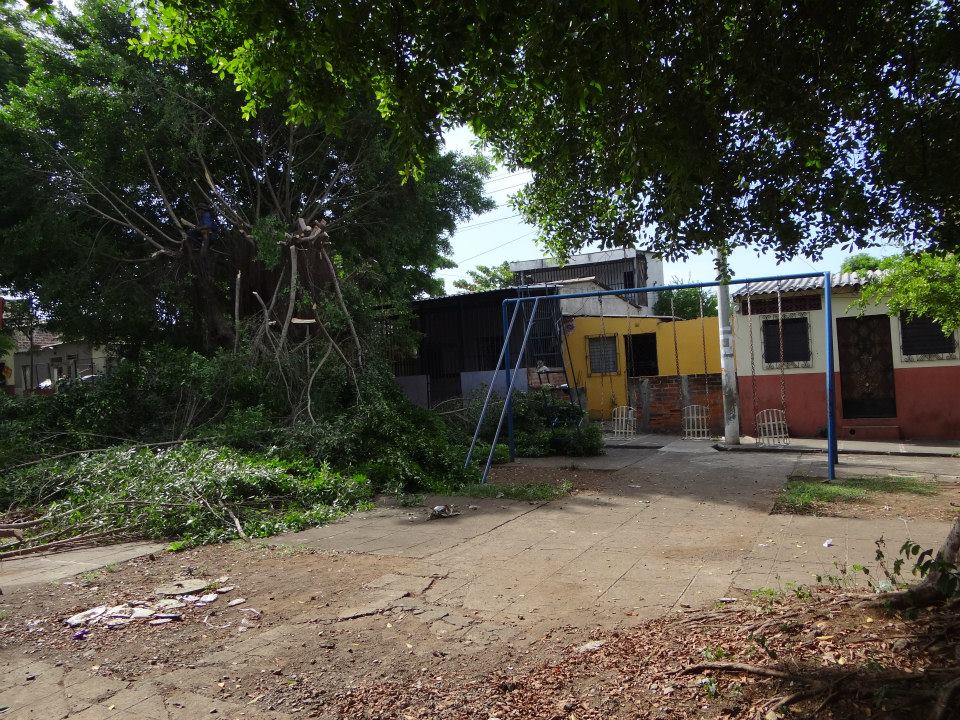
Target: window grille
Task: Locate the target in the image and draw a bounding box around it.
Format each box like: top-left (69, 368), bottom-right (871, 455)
top-left (762, 317), bottom-right (811, 363)
top-left (900, 314), bottom-right (956, 356)
top-left (588, 335), bottom-right (618, 374)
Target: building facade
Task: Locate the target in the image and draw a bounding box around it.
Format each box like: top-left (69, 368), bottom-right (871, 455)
top-left (733, 274), bottom-right (960, 441)
top-left (509, 248), bottom-right (664, 311)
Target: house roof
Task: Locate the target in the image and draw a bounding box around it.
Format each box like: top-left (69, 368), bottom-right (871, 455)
top-left (509, 248), bottom-right (648, 272)
top-left (732, 271), bottom-right (885, 298)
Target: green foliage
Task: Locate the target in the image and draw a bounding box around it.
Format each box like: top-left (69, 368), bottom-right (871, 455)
top-left (2, 444), bottom-right (372, 548)
top-left (776, 476), bottom-right (938, 514)
top-left (134, 0), bottom-right (960, 259)
top-left (871, 537), bottom-right (960, 598)
top-left (453, 262), bottom-right (514, 293)
top-left (701, 646), bottom-right (729, 661)
top-left (855, 253), bottom-right (960, 334)
top-left (509, 391), bottom-right (604, 457)
top-left (840, 253), bottom-right (883, 274)
top-left (251, 216), bottom-right (285, 270)
top-left (1, 0), bottom-right (493, 350)
top-left (653, 282), bottom-right (719, 319)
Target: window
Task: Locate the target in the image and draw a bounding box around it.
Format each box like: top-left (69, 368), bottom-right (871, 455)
top-left (741, 295), bottom-right (821, 315)
top-left (588, 335), bottom-right (618, 374)
top-left (762, 317), bottom-right (810, 364)
top-left (622, 270), bottom-right (635, 289)
top-left (901, 314), bottom-right (956, 356)
top-left (625, 334), bottom-right (658, 376)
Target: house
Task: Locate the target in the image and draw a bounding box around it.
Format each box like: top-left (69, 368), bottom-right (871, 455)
top-left (509, 248), bottom-right (664, 311)
top-left (732, 274), bottom-right (960, 441)
top-left (560, 309), bottom-right (722, 430)
top-left (4, 328), bottom-right (109, 395)
top-left (394, 284), bottom-right (565, 407)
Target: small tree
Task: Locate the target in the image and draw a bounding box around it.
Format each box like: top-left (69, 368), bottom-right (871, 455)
top-left (453, 262), bottom-right (514, 293)
top-left (840, 253), bottom-right (883, 274)
top-left (653, 283), bottom-right (718, 319)
top-left (853, 253), bottom-right (960, 335)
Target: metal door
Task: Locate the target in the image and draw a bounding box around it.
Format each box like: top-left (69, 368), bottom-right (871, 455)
top-left (836, 315), bottom-right (897, 418)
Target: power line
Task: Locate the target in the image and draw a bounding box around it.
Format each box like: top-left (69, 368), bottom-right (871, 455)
top-left (455, 230), bottom-right (538, 264)
top-left (454, 213), bottom-right (522, 231)
top-left (483, 169), bottom-right (529, 184)
top-left (486, 180), bottom-right (530, 194)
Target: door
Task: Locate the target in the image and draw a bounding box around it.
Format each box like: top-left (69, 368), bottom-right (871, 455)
top-left (836, 315), bottom-right (897, 418)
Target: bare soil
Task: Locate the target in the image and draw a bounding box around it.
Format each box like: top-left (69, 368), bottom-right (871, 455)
top-left (3, 543), bottom-right (958, 719)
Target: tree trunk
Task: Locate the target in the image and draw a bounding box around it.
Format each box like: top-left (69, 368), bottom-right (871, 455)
top-left (861, 515), bottom-right (960, 609)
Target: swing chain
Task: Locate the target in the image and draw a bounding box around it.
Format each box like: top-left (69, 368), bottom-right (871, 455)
top-left (597, 295), bottom-right (617, 413)
top-left (775, 281), bottom-right (788, 421)
top-left (698, 290), bottom-right (710, 421)
top-left (746, 284), bottom-right (760, 441)
top-left (670, 293), bottom-right (682, 409)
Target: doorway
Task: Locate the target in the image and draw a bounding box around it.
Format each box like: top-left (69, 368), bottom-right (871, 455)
top-left (836, 315), bottom-right (897, 418)
top-left (625, 333), bottom-right (658, 376)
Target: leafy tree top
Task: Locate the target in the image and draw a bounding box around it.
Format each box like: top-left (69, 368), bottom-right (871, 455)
top-left (652, 282), bottom-right (719, 320)
top-left (132, 0), bottom-right (960, 265)
top-left (840, 253), bottom-right (884, 274)
top-left (452, 262), bottom-right (514, 294)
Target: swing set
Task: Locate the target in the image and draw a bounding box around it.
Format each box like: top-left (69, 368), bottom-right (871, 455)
top-left (463, 271), bottom-right (839, 483)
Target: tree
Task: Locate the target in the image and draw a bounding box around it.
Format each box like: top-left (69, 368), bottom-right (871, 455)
top-left (653, 283), bottom-right (719, 320)
top-left (452, 262), bottom-right (514, 293)
top-left (0, 0), bottom-right (493, 355)
top-left (854, 253), bottom-right (960, 334)
top-left (840, 253), bottom-right (884, 274)
top-left (134, 0), bottom-right (960, 263)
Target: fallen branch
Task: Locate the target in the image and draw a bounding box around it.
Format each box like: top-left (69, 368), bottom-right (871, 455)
top-left (680, 661), bottom-right (795, 681)
top-left (0, 529), bottom-right (125, 560)
top-left (221, 503), bottom-right (249, 541)
top-left (2, 438), bottom-right (213, 473)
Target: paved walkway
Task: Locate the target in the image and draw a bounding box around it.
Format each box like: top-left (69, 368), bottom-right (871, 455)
top-left (0, 542), bottom-right (165, 591)
top-left (267, 446), bottom-right (951, 620)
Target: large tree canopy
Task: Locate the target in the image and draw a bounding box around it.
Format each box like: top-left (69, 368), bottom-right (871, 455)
top-left (0, 0), bottom-right (493, 351)
top-left (133, 1), bottom-right (960, 263)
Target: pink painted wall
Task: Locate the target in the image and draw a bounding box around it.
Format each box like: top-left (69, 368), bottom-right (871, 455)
top-left (738, 366), bottom-right (960, 441)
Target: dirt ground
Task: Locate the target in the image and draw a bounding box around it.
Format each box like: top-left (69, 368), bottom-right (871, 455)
top-left (4, 545), bottom-right (958, 719)
top-left (0, 544), bottom-right (586, 718)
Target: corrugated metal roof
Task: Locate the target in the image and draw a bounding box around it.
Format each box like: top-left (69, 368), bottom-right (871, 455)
top-left (732, 270), bottom-right (885, 297)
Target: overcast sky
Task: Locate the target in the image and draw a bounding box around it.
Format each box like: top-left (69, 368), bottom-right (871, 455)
top-left (440, 126), bottom-right (898, 293)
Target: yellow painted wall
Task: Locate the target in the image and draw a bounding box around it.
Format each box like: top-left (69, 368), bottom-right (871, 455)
top-left (561, 316), bottom-right (721, 419)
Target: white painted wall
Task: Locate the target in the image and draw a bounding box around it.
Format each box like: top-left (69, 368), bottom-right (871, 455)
top-left (732, 288), bottom-right (960, 377)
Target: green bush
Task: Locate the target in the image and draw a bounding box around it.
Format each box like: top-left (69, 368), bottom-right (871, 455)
top-left (3, 444), bottom-right (372, 548)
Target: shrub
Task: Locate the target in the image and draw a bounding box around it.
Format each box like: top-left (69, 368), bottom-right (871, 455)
top-left (3, 444), bottom-right (372, 548)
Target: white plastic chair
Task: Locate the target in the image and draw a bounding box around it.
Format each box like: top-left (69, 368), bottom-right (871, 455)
top-left (611, 406), bottom-right (637, 439)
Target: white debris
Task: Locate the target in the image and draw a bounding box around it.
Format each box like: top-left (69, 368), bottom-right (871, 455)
top-left (575, 640), bottom-right (606, 653)
top-left (153, 598), bottom-right (185, 611)
top-left (214, 586), bottom-right (235, 594)
top-left (823, 539), bottom-right (834, 548)
top-left (65, 607), bottom-right (107, 628)
top-left (227, 598), bottom-right (246, 607)
top-left (199, 593), bottom-right (218, 604)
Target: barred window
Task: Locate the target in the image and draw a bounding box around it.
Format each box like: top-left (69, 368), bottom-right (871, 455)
top-left (762, 317), bottom-right (810, 363)
top-left (588, 335), bottom-right (618, 374)
top-left (901, 314), bottom-right (956, 356)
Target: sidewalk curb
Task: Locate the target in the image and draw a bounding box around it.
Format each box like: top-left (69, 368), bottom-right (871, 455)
top-left (713, 443), bottom-right (958, 459)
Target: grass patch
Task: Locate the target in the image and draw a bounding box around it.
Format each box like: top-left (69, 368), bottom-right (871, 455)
top-left (450, 481), bottom-right (573, 502)
top-left (775, 475), bottom-right (938, 514)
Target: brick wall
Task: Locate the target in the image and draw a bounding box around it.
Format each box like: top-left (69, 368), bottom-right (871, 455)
top-left (627, 373), bottom-right (724, 434)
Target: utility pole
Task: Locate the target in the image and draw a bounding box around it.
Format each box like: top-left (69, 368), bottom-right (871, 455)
top-left (716, 250), bottom-right (740, 444)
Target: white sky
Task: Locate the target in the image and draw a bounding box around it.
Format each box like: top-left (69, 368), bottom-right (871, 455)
top-left (441, 126), bottom-right (898, 293)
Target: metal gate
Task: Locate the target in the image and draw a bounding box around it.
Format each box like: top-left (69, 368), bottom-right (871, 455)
top-left (836, 315), bottom-right (897, 419)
